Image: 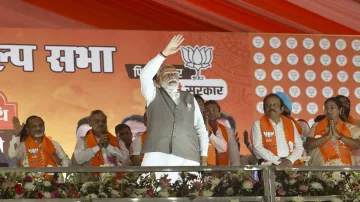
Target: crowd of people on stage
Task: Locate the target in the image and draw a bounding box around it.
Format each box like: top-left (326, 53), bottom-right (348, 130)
top-left (1, 34), bottom-right (360, 173)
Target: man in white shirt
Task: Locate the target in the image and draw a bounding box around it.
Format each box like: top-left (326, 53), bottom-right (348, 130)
top-left (251, 93), bottom-right (304, 166)
top-left (204, 100), bottom-right (240, 165)
top-left (73, 110), bottom-right (129, 167)
top-left (139, 34), bottom-right (209, 169)
top-left (9, 116), bottom-right (70, 167)
top-left (114, 123), bottom-right (133, 166)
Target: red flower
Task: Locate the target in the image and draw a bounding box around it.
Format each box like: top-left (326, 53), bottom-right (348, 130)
top-left (37, 192), bottom-right (44, 199)
top-left (51, 191), bottom-right (59, 198)
top-left (73, 193), bottom-right (79, 198)
top-left (146, 187), bottom-right (154, 197)
top-left (14, 184), bottom-right (24, 195)
top-left (23, 176), bottom-right (33, 182)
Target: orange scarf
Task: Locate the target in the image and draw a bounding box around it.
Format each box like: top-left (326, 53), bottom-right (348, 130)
top-left (260, 115), bottom-right (302, 165)
top-left (314, 118), bottom-right (353, 165)
top-left (86, 130), bottom-right (120, 167)
top-left (208, 124), bottom-right (229, 166)
top-left (289, 117), bottom-right (303, 134)
top-left (140, 131), bottom-right (147, 161)
top-left (349, 115), bottom-right (356, 125)
top-left (24, 135), bottom-right (57, 167)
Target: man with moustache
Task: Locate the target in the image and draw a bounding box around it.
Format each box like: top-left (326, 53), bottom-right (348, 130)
top-left (139, 34), bottom-right (209, 170)
top-left (251, 93), bottom-right (304, 166)
top-left (9, 116), bottom-right (70, 167)
top-left (73, 110), bottom-right (128, 167)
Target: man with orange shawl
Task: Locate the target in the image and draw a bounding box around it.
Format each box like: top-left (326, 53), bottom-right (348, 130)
top-left (305, 97), bottom-right (360, 166)
top-left (8, 116), bottom-right (70, 168)
top-left (73, 110), bottom-right (128, 167)
top-left (204, 100), bottom-right (239, 166)
top-left (251, 93), bottom-right (304, 166)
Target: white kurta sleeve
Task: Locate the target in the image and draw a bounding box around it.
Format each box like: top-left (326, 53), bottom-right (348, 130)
top-left (130, 137), bottom-right (142, 156)
top-left (228, 128), bottom-right (241, 165)
top-left (286, 122), bottom-right (305, 163)
top-left (251, 120), bottom-right (281, 165)
top-left (52, 140), bottom-right (71, 167)
top-left (140, 54), bottom-right (166, 106)
top-left (106, 140), bottom-right (129, 164)
top-left (209, 129), bottom-right (227, 153)
top-left (73, 138), bottom-right (100, 165)
top-left (8, 135), bottom-right (25, 160)
top-left (193, 98), bottom-right (209, 156)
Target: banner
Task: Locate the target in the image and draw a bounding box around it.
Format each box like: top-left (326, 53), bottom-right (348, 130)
top-left (0, 28), bottom-right (359, 157)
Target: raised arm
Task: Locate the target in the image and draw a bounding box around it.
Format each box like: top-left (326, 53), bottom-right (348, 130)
top-left (140, 34), bottom-right (184, 105)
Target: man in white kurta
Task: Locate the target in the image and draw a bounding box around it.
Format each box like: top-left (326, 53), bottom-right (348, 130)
top-left (139, 34), bottom-right (209, 173)
top-left (251, 93), bottom-right (304, 166)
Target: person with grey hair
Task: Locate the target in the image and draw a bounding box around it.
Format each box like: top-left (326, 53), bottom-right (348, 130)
top-left (139, 34), bottom-right (209, 176)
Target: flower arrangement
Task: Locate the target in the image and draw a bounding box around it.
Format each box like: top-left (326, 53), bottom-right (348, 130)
top-left (275, 168), bottom-right (360, 201)
top-left (0, 170), bottom-right (261, 200)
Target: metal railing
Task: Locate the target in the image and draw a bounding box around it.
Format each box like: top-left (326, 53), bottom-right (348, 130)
top-left (1, 166), bottom-right (358, 202)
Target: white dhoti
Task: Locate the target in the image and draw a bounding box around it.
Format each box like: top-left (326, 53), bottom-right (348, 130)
top-left (141, 152), bottom-right (199, 183)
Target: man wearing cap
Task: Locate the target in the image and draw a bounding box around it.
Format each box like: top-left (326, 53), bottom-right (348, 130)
top-left (139, 34), bottom-right (209, 171)
top-left (275, 92), bottom-right (310, 140)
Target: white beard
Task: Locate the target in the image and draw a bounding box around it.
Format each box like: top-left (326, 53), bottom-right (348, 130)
top-left (161, 80), bottom-right (179, 91)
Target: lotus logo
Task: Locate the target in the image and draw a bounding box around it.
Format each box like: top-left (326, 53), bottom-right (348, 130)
top-left (288, 69), bottom-right (299, 81)
top-left (271, 69), bottom-right (283, 81)
top-left (305, 86), bottom-right (317, 98)
top-left (352, 40), bottom-right (360, 51)
top-left (254, 69), bottom-right (266, 81)
top-left (288, 141), bottom-right (294, 152)
top-left (255, 85), bottom-right (267, 97)
top-left (355, 87), bottom-right (360, 99)
top-left (252, 36), bottom-right (264, 48)
top-left (353, 71), bottom-right (360, 83)
top-left (321, 70), bottom-right (332, 82)
top-left (335, 39), bottom-right (346, 50)
top-left (304, 54), bottom-right (315, 66)
top-left (336, 55), bottom-right (347, 66)
top-left (257, 102), bottom-right (264, 113)
top-left (253, 52), bottom-right (265, 64)
top-left (303, 38), bottom-right (314, 49)
top-left (289, 86), bottom-right (300, 98)
top-left (305, 70), bottom-right (316, 82)
top-left (287, 53), bottom-right (298, 65)
top-left (337, 71), bottom-right (348, 82)
top-left (270, 53), bottom-right (282, 65)
top-left (338, 87), bottom-right (349, 97)
top-left (319, 38), bottom-right (330, 50)
top-left (264, 132), bottom-right (275, 137)
top-left (307, 102), bottom-right (318, 114)
top-left (269, 37), bottom-right (281, 49)
top-left (356, 104), bottom-right (360, 115)
top-left (322, 87), bottom-right (333, 98)
top-left (292, 102), bottom-right (301, 114)
top-left (286, 37), bottom-right (297, 49)
top-left (353, 56), bottom-right (360, 67)
top-left (180, 45), bottom-right (214, 80)
top-left (320, 54), bottom-right (331, 66)
top-left (28, 148), bottom-right (38, 154)
top-left (272, 85), bottom-right (284, 93)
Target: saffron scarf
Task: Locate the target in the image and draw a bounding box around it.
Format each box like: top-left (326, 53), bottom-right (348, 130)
top-left (260, 114), bottom-right (303, 165)
top-left (314, 118), bottom-right (353, 165)
top-left (208, 124), bottom-right (229, 166)
top-left (24, 135), bottom-right (57, 167)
